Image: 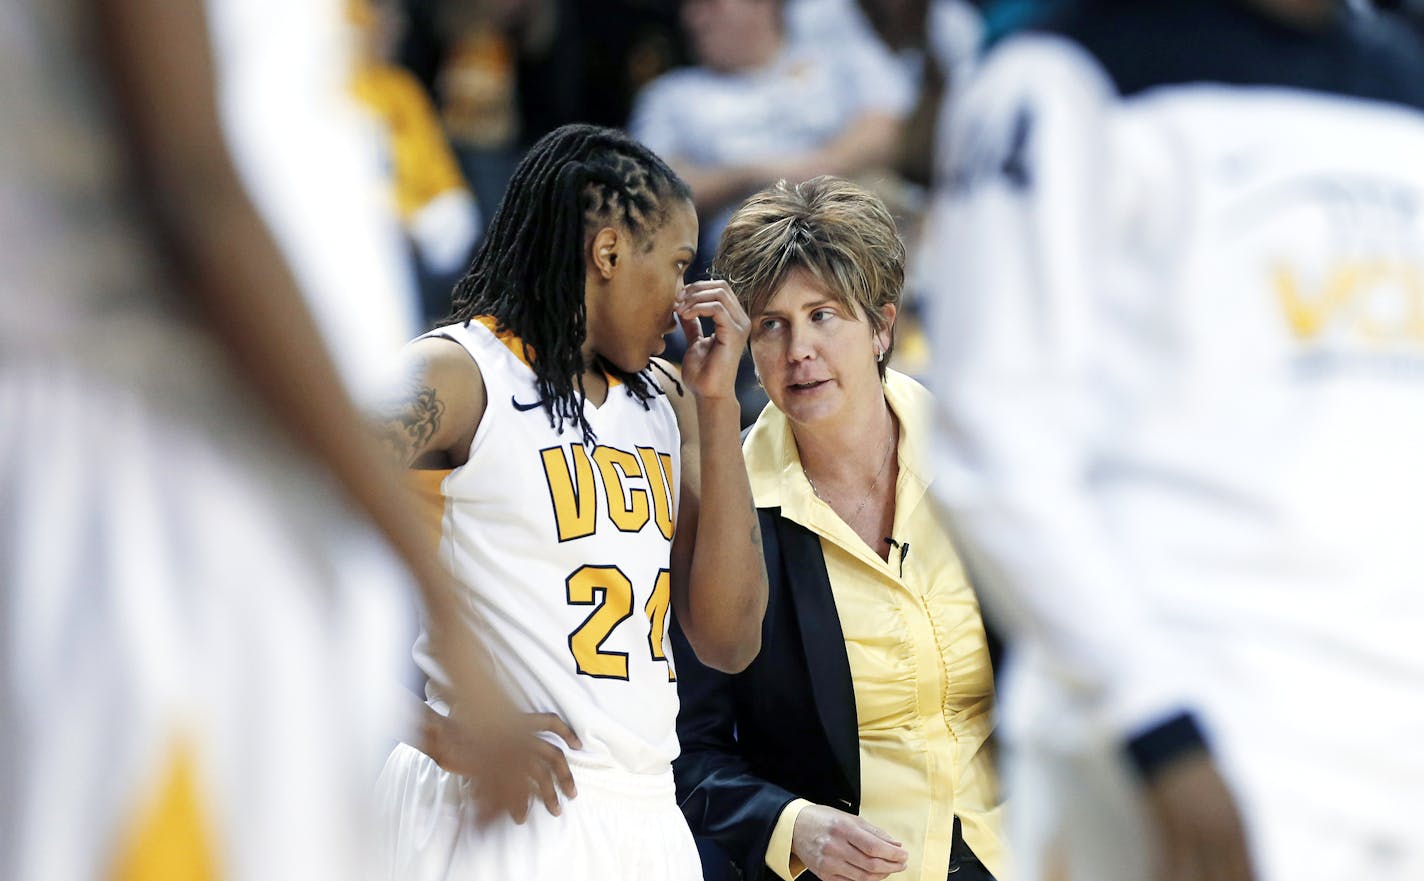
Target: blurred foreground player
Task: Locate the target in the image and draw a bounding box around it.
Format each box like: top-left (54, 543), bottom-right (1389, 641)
top-left (0, 0), bottom-right (536, 878)
top-left (926, 1), bottom-right (1424, 880)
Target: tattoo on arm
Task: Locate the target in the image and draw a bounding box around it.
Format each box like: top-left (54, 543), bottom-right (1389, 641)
top-left (749, 499), bottom-right (762, 550)
top-left (372, 383), bottom-right (445, 467)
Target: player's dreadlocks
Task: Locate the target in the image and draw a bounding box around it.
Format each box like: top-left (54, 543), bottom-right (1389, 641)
top-left (446, 124), bottom-right (693, 445)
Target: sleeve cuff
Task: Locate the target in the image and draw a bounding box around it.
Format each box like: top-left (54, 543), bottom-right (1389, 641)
top-left (765, 798), bottom-right (814, 881)
top-left (1124, 711), bottom-right (1209, 781)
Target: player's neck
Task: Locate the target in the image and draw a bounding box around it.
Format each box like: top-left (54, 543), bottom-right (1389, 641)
top-left (579, 362), bottom-right (610, 408)
top-left (794, 394), bottom-right (897, 488)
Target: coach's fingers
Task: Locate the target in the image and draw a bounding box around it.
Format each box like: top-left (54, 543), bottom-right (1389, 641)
top-left (822, 870), bottom-right (894, 881)
top-left (847, 821), bottom-right (909, 866)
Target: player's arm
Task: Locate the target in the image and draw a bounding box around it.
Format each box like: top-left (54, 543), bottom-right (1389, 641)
top-left (97, 0), bottom-right (559, 826)
top-left (925, 38), bottom-right (1252, 881)
top-left (368, 338), bottom-right (590, 821)
top-left (656, 281), bottom-right (769, 674)
top-left (95, 0), bottom-right (468, 634)
top-left (369, 335), bottom-right (487, 468)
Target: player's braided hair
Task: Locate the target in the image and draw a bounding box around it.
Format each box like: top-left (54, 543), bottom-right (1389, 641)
top-left (446, 124), bottom-right (692, 445)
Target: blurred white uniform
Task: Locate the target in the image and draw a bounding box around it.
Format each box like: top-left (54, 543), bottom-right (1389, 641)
top-left (0, 1), bottom-right (409, 878)
top-left (924, 2), bottom-right (1424, 880)
top-left (205, 0), bottom-right (418, 405)
top-left (375, 319), bottom-right (699, 880)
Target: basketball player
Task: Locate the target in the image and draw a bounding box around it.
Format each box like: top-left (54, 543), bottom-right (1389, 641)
top-left (925, 1), bottom-right (1424, 880)
top-left (0, 0), bottom-right (542, 878)
top-left (372, 123), bottom-right (769, 880)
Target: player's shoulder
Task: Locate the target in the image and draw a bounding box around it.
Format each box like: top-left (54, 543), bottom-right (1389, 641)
top-left (399, 332), bottom-right (486, 408)
top-left (942, 28), bottom-right (1113, 198)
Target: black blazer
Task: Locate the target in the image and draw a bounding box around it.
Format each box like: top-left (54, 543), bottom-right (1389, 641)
top-left (672, 507), bottom-right (1004, 881)
top-left (671, 507), bottom-right (863, 881)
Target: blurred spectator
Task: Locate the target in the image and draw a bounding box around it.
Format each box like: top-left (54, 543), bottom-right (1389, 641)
top-left (629, 0), bottom-right (915, 266)
top-left (395, 0), bottom-right (686, 241)
top-left (350, 0), bottom-right (482, 325)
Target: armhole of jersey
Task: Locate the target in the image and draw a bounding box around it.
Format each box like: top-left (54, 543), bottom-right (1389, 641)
top-left (420, 325), bottom-right (502, 471)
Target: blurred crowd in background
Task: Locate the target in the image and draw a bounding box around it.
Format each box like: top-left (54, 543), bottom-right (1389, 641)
top-left (352, 0), bottom-right (990, 423)
top-left (351, 0), bottom-right (1424, 425)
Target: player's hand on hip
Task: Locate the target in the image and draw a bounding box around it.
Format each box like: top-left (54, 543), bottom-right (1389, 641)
top-left (1144, 752), bottom-right (1256, 881)
top-left (423, 707), bottom-right (582, 825)
top-left (675, 279), bottom-right (749, 401)
top-left (791, 803), bottom-right (909, 881)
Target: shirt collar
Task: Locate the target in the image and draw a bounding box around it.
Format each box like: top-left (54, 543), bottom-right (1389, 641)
top-left (744, 369), bottom-right (935, 516)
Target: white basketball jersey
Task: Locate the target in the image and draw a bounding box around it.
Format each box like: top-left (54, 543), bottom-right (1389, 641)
top-left (415, 318), bottom-right (683, 774)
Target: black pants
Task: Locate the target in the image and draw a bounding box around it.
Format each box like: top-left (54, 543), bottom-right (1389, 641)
top-left (949, 816), bottom-right (997, 881)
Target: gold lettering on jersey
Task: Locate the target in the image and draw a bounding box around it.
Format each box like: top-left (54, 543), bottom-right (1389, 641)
top-left (541, 444), bottom-right (598, 542)
top-left (593, 446), bottom-right (651, 533)
top-left (636, 446), bottom-right (676, 540)
top-left (644, 569), bottom-right (676, 681)
top-left (566, 565), bottom-right (633, 680)
top-left (1275, 260), bottom-right (1424, 343)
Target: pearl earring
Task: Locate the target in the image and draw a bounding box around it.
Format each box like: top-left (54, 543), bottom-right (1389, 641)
top-left (875, 345), bottom-right (884, 363)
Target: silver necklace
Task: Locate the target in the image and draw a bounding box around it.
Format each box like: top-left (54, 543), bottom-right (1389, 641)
top-left (803, 426), bottom-right (896, 525)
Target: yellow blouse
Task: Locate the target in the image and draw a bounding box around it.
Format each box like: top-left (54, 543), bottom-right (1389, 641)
top-left (744, 370), bottom-right (1006, 881)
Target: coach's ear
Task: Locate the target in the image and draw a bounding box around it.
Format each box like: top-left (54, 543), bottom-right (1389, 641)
top-left (589, 226), bottom-right (621, 280)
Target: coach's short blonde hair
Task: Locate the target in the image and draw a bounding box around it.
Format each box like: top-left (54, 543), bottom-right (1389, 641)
top-left (714, 176), bottom-right (905, 376)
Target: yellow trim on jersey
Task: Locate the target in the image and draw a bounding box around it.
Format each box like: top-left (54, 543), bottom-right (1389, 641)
top-left (473, 315), bottom-right (535, 368)
top-left (110, 741), bottom-right (219, 881)
top-left (469, 315), bottom-right (625, 386)
top-left (407, 468), bottom-right (453, 558)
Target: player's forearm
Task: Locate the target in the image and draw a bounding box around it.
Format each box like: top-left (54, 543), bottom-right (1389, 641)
top-left (932, 390), bottom-right (1194, 736)
top-left (98, 0), bottom-right (470, 655)
top-left (683, 397), bottom-right (768, 673)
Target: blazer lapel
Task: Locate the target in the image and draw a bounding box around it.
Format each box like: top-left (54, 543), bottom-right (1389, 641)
top-left (775, 514), bottom-right (861, 801)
